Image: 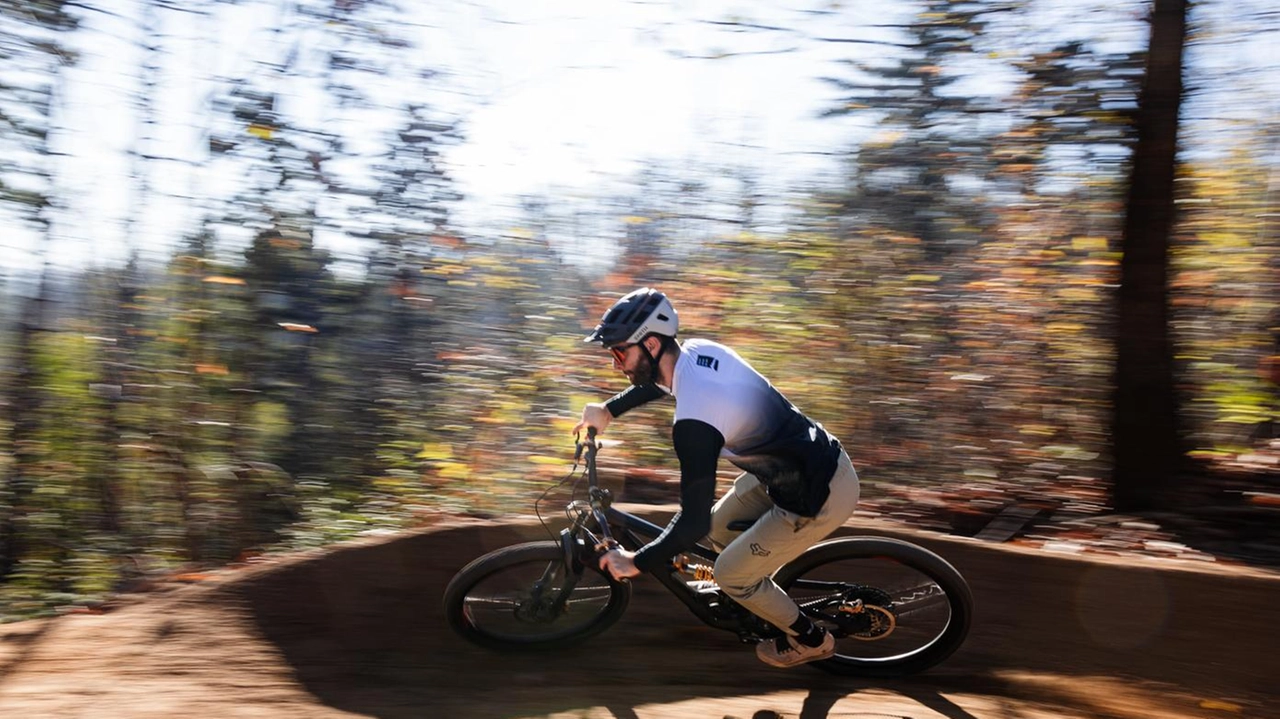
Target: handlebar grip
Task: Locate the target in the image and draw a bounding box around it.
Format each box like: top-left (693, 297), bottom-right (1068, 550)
top-left (574, 426), bottom-right (597, 462)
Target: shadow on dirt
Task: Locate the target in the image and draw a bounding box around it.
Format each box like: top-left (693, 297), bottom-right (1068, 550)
top-left (0, 620), bottom-right (53, 688)
top-left (794, 685), bottom-right (982, 719)
top-left (227, 515), bottom-right (1280, 718)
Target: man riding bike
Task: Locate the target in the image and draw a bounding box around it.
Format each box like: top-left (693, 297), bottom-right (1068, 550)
top-left (573, 287), bottom-right (861, 668)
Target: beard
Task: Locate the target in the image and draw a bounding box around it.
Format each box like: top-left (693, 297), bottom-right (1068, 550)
top-left (627, 350), bottom-right (657, 386)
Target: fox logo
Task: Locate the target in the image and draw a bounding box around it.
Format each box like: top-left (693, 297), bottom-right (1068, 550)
top-left (749, 542), bottom-right (771, 557)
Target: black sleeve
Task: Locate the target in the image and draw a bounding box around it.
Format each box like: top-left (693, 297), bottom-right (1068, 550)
top-left (632, 419), bottom-right (725, 573)
top-left (604, 382), bottom-right (666, 418)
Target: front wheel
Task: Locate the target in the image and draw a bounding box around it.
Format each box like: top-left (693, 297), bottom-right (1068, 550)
top-left (443, 540), bottom-right (631, 651)
top-left (775, 537), bottom-right (973, 677)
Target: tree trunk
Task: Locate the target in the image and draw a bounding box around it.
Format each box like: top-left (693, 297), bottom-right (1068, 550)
top-left (1, 296), bottom-right (45, 578)
top-left (1111, 0), bottom-right (1188, 511)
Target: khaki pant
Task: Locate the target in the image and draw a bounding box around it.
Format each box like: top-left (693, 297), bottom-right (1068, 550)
top-left (707, 451), bottom-right (860, 635)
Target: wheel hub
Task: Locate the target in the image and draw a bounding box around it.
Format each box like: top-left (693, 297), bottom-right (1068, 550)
top-left (512, 584), bottom-right (564, 623)
top-left (836, 601), bottom-right (896, 640)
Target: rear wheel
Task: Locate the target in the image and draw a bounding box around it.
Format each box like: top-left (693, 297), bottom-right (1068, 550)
top-left (444, 541), bottom-right (631, 651)
top-left (775, 537), bottom-right (973, 676)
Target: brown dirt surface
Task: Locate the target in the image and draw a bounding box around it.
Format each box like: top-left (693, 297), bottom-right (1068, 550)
top-left (1, 509), bottom-right (1278, 719)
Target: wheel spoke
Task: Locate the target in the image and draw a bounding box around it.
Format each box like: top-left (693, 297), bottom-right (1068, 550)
top-left (777, 540), bottom-right (971, 674)
top-left (890, 583), bottom-right (950, 616)
top-left (445, 542), bottom-right (631, 649)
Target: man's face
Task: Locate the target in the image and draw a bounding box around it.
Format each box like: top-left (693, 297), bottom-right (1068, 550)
top-left (610, 342), bottom-right (655, 386)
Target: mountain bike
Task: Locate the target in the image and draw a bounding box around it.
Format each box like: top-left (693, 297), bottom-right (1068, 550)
top-left (443, 429), bottom-right (973, 677)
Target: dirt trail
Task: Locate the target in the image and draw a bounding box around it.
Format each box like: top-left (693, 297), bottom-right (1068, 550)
top-left (1, 510), bottom-right (1277, 718)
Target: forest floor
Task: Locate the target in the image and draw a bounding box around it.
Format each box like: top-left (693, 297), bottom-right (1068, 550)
top-left (2, 485), bottom-right (1279, 719)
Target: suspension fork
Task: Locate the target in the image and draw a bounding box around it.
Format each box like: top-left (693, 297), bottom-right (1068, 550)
top-left (540, 526), bottom-right (596, 614)
top-left (541, 495), bottom-right (636, 614)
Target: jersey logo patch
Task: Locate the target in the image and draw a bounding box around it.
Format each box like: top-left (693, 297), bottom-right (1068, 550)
top-left (749, 542), bottom-right (771, 557)
top-left (696, 355), bottom-right (720, 371)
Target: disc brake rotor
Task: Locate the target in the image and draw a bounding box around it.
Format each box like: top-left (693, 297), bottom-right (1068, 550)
top-left (837, 601), bottom-right (896, 640)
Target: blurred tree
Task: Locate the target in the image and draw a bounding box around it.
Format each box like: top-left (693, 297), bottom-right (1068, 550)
top-left (347, 102), bottom-right (463, 481)
top-left (822, 0), bottom-right (1005, 262)
top-left (0, 0), bottom-right (79, 580)
top-left (309, 0), bottom-right (465, 487)
top-left (1112, 0), bottom-right (1188, 510)
top-left (616, 163), bottom-right (691, 279)
top-left (367, 104), bottom-right (463, 235)
top-left (1172, 136), bottom-right (1279, 453)
top-left (202, 3), bottom-right (359, 481)
top-left (240, 216), bottom-right (339, 480)
top-left (3, 0), bottom-right (1277, 616)
top-left (83, 0), bottom-right (169, 549)
top-left (154, 227), bottom-right (256, 561)
top-left (609, 159), bottom-right (748, 285)
top-left (994, 41), bottom-right (1141, 199)
top-left (85, 256), bottom-right (142, 537)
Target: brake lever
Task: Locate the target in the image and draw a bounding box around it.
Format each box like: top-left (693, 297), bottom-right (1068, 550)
top-left (574, 426), bottom-right (598, 462)
top-left (593, 539), bottom-right (630, 584)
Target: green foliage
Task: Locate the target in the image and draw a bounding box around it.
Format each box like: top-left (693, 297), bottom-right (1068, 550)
top-left (1, 162), bottom-right (1273, 623)
top-left (1172, 139), bottom-right (1279, 454)
top-left (251, 401), bottom-right (291, 449)
top-left (0, 0), bottom-right (1276, 623)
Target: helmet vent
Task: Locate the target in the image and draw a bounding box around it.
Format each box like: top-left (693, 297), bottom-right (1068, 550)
top-left (583, 287), bottom-right (678, 345)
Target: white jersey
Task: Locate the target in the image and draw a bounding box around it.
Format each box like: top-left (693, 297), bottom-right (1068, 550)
top-left (669, 338), bottom-right (841, 515)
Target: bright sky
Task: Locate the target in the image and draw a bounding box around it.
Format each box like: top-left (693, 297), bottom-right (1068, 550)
top-left (29, 0), bottom-right (897, 274)
top-left (1, 0), bottom-right (1274, 278)
top-left (441, 2), bottom-right (870, 206)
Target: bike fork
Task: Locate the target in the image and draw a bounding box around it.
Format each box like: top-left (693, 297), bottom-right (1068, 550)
top-left (533, 528), bottom-right (593, 613)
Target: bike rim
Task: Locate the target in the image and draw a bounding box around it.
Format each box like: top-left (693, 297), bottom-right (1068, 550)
top-left (459, 558), bottom-right (617, 643)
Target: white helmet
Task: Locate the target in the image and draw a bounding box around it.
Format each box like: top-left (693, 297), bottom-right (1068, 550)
top-left (583, 288), bottom-right (679, 346)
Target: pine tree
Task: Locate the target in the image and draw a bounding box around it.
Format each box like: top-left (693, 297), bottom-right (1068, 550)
top-left (822, 0), bottom-right (1005, 262)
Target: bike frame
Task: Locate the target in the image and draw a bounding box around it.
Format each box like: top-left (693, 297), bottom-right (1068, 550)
top-left (559, 430), bottom-right (781, 640)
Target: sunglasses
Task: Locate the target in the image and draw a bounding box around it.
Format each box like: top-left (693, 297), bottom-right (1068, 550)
top-left (608, 344), bottom-right (633, 363)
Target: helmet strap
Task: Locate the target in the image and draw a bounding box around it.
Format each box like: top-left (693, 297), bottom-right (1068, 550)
top-left (641, 334), bottom-right (671, 371)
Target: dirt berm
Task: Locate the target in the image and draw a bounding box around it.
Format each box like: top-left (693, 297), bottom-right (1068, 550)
top-left (1, 507), bottom-right (1277, 718)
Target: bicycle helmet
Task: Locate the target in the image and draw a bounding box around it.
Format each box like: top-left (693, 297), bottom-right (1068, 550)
top-left (583, 287), bottom-right (679, 346)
